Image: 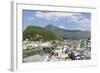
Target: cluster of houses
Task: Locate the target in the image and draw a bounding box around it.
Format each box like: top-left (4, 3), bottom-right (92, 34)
top-left (48, 39), bottom-right (91, 61)
top-left (23, 39), bottom-right (52, 50)
top-left (23, 38), bottom-right (91, 61)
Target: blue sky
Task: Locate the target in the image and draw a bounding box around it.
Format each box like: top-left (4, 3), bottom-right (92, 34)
top-left (22, 10), bottom-right (91, 31)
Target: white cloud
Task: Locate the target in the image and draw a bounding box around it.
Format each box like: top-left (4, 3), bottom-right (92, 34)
top-left (77, 18), bottom-right (91, 31)
top-left (58, 25), bottom-right (67, 29)
top-left (35, 11), bottom-right (66, 20)
top-left (77, 26), bottom-right (90, 31)
top-left (35, 11), bottom-right (91, 31)
top-left (79, 19), bottom-right (91, 28)
top-left (27, 17), bottom-right (34, 21)
top-left (35, 11), bottom-right (82, 21)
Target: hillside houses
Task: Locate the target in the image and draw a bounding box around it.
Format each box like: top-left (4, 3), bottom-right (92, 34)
top-left (23, 39), bottom-right (52, 50)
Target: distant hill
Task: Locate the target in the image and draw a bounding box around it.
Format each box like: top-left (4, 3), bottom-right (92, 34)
top-left (44, 24), bottom-right (91, 39)
top-left (23, 26), bottom-right (58, 41)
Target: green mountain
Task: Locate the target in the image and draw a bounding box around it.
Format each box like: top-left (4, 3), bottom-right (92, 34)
top-left (44, 24), bottom-right (91, 39)
top-left (23, 26), bottom-right (58, 41)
